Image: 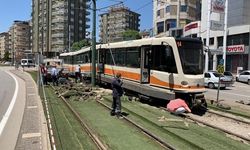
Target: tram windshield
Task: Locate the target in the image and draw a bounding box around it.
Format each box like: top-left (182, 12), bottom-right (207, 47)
top-left (176, 39), bottom-right (204, 75)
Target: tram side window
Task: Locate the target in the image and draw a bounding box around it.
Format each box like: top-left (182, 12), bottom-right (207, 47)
top-left (126, 47), bottom-right (140, 68)
top-left (105, 50), bottom-right (112, 65)
top-left (151, 45), bottom-right (177, 73)
top-left (73, 55), bottom-right (77, 64)
top-left (115, 48), bottom-right (126, 66)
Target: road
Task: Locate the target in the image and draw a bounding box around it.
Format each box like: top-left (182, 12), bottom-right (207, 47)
top-left (0, 67), bottom-right (26, 150)
top-left (0, 69), bottom-right (16, 124)
top-left (205, 81), bottom-right (250, 103)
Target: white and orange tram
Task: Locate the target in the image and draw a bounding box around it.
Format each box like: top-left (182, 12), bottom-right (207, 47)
top-left (60, 37), bottom-right (206, 108)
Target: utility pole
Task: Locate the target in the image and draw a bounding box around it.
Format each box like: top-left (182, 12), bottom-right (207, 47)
top-left (176, 0), bottom-right (180, 28)
top-left (91, 0), bottom-right (96, 86)
top-left (205, 0), bottom-right (211, 72)
top-left (222, 0), bottom-right (228, 71)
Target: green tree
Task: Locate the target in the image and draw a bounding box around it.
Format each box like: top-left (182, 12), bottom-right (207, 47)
top-left (71, 39), bottom-right (90, 51)
top-left (3, 51), bottom-right (10, 61)
top-left (122, 29), bottom-right (141, 41)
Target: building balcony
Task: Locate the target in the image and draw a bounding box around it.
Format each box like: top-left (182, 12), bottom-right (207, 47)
top-left (51, 33), bottom-right (64, 38)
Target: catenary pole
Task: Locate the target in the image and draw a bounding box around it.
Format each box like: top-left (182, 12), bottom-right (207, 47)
top-left (91, 0), bottom-right (96, 86)
top-left (222, 0), bottom-right (228, 71)
top-left (205, 0), bottom-right (211, 72)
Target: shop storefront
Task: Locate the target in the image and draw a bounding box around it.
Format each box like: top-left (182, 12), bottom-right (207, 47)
top-left (214, 45), bottom-right (249, 73)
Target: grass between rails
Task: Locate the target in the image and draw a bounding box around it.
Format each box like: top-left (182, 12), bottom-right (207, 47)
top-left (26, 72), bottom-right (250, 150)
top-left (208, 103), bottom-right (250, 120)
top-left (45, 86), bottom-right (98, 150)
top-left (102, 96), bottom-right (250, 150)
top-left (70, 100), bottom-right (165, 150)
top-left (39, 86), bottom-right (165, 149)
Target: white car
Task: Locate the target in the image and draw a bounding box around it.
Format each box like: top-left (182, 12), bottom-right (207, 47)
top-left (236, 70), bottom-right (250, 85)
top-left (204, 71), bottom-right (234, 89)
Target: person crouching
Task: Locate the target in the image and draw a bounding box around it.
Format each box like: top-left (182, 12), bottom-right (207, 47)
top-left (167, 98), bottom-right (191, 115)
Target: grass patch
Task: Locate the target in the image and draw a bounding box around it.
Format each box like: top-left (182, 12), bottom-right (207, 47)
top-left (27, 71), bottom-right (37, 82)
top-left (45, 87), bottom-right (98, 150)
top-left (208, 103), bottom-right (250, 119)
top-left (70, 100), bottom-right (165, 150)
top-left (102, 96), bottom-right (250, 150)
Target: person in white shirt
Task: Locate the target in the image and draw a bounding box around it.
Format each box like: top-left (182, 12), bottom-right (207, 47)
top-left (51, 65), bottom-right (58, 86)
top-left (75, 65), bottom-right (81, 83)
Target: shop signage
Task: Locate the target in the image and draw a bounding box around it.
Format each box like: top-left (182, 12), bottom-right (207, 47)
top-left (211, 0), bottom-right (225, 13)
top-left (184, 22), bottom-right (198, 31)
top-left (210, 20), bottom-right (224, 31)
top-left (227, 45), bottom-right (245, 53)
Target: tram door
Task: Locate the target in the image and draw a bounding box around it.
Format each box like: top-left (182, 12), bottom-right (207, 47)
top-left (140, 46), bottom-right (151, 83)
top-left (98, 49), bottom-right (105, 74)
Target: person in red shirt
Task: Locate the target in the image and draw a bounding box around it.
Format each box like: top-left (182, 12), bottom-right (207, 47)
top-left (167, 98), bottom-right (191, 115)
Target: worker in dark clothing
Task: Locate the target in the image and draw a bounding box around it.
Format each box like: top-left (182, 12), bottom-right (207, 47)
top-left (110, 73), bottom-right (124, 118)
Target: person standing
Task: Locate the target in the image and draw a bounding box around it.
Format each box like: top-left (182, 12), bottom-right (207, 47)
top-left (51, 65), bottom-right (58, 86)
top-left (75, 65), bottom-right (81, 83)
top-left (40, 63), bottom-right (48, 85)
top-left (110, 73), bottom-right (124, 118)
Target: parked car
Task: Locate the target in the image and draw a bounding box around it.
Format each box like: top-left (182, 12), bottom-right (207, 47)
top-left (223, 71), bottom-right (235, 83)
top-left (236, 70), bottom-right (250, 85)
top-left (204, 71), bottom-right (234, 89)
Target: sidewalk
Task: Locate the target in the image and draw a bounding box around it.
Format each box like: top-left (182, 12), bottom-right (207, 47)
top-left (11, 69), bottom-right (51, 150)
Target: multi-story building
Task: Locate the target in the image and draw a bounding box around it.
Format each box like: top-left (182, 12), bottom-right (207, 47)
top-left (32, 0), bottom-right (90, 58)
top-left (184, 0), bottom-right (250, 72)
top-left (99, 6), bottom-right (140, 43)
top-left (153, 0), bottom-right (201, 37)
top-left (0, 32), bottom-right (10, 59)
top-left (8, 20), bottom-right (31, 62)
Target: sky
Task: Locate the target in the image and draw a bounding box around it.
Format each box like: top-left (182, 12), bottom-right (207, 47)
top-left (0, 0), bottom-right (153, 34)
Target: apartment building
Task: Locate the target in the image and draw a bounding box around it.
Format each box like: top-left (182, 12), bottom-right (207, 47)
top-left (8, 21), bottom-right (31, 62)
top-left (32, 0), bottom-right (90, 58)
top-left (183, 0), bottom-right (250, 72)
top-left (99, 6), bottom-right (140, 43)
top-left (0, 32), bottom-right (10, 59)
top-left (153, 0), bottom-right (201, 36)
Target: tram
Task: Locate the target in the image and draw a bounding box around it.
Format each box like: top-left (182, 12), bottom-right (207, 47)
top-left (60, 37), bottom-right (206, 108)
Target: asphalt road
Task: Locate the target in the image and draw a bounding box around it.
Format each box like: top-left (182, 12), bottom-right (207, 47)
top-left (0, 67), bottom-right (26, 150)
top-left (0, 68), bottom-right (15, 126)
top-left (205, 81), bottom-right (250, 103)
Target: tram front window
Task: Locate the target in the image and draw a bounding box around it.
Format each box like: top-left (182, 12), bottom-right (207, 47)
top-left (176, 39), bottom-right (204, 75)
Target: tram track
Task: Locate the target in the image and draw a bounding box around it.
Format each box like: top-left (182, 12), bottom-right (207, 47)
top-left (51, 85), bottom-right (107, 150)
top-left (184, 112), bottom-right (250, 143)
top-left (48, 83), bottom-right (249, 149)
top-left (160, 106), bottom-right (250, 143)
top-left (96, 100), bottom-right (176, 150)
top-left (100, 97), bottom-right (205, 150)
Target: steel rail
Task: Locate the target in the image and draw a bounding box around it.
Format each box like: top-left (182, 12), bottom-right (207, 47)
top-left (51, 86), bottom-right (107, 150)
top-left (160, 107), bottom-right (250, 143)
top-left (96, 100), bottom-right (176, 150)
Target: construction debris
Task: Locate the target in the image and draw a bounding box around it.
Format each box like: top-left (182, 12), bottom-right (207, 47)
top-left (53, 83), bottom-right (112, 101)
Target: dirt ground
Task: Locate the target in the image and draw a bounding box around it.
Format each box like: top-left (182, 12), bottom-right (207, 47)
top-left (189, 99), bottom-right (250, 144)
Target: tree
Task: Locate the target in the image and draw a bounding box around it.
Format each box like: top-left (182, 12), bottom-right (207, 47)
top-left (71, 39), bottom-right (91, 51)
top-left (3, 51), bottom-right (10, 61)
top-left (122, 29), bottom-right (141, 41)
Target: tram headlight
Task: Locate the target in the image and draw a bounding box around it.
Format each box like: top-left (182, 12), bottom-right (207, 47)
top-left (181, 81), bottom-right (188, 86)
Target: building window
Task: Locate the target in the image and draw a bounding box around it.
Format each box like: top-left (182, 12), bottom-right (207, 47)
top-left (203, 38), bottom-right (214, 45)
top-left (166, 6), bottom-right (170, 13)
top-left (157, 21), bottom-right (164, 34)
top-left (180, 5), bottom-right (187, 12)
top-left (157, 10), bottom-right (160, 16)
